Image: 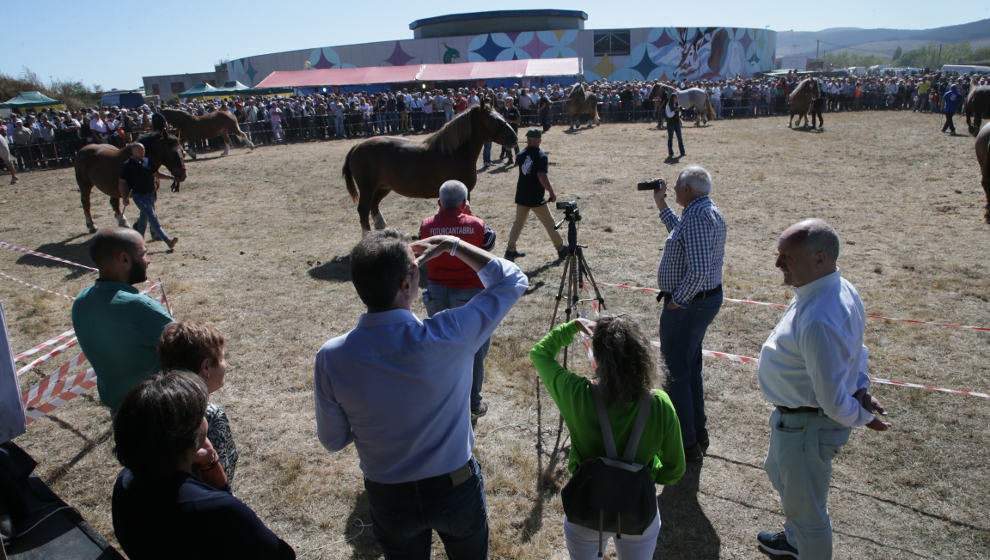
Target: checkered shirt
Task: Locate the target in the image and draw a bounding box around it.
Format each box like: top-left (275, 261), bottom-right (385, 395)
top-left (656, 196), bottom-right (726, 306)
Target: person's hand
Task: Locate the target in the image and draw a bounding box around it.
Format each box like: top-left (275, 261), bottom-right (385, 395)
top-left (652, 179), bottom-right (668, 209)
top-left (665, 299), bottom-right (681, 310)
top-left (547, 191), bottom-right (557, 203)
top-left (866, 417), bottom-right (892, 431)
top-left (411, 235), bottom-right (457, 266)
top-left (853, 388), bottom-right (887, 416)
top-left (575, 317), bottom-right (596, 336)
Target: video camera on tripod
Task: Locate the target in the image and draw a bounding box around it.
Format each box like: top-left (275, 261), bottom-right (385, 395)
top-left (555, 200), bottom-right (581, 221)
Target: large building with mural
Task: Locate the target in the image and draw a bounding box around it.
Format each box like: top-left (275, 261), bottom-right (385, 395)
top-left (144, 10), bottom-right (776, 96)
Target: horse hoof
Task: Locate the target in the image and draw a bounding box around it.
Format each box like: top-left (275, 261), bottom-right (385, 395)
top-left (9, 178), bottom-right (16, 184)
top-left (87, 225), bottom-right (96, 234)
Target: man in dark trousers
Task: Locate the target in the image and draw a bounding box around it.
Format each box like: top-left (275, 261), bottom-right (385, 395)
top-left (118, 143), bottom-right (178, 251)
top-left (504, 129), bottom-right (566, 262)
top-left (499, 97), bottom-right (520, 164)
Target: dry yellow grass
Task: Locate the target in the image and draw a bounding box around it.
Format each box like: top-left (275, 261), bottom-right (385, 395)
top-left (1, 109), bottom-right (988, 559)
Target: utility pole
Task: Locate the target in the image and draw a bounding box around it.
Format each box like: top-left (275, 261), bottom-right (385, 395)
top-left (816, 40), bottom-right (820, 58)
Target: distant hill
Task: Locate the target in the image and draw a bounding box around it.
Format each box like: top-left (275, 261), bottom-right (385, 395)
top-left (775, 18), bottom-right (990, 68)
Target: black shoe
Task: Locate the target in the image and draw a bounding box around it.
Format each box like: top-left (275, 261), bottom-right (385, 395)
top-left (471, 401), bottom-right (488, 420)
top-left (557, 245), bottom-right (569, 260)
top-left (696, 428), bottom-right (710, 455)
top-left (757, 531), bottom-right (798, 558)
top-left (503, 249), bottom-right (525, 261)
top-left (684, 443), bottom-right (704, 463)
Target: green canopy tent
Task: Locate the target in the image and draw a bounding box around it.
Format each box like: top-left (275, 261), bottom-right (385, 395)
top-left (216, 81), bottom-right (251, 93)
top-left (177, 81), bottom-right (220, 99)
top-left (0, 91), bottom-right (65, 114)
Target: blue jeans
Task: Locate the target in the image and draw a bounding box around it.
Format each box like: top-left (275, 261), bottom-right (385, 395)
top-left (658, 290), bottom-right (722, 447)
top-left (482, 142), bottom-right (492, 165)
top-left (364, 457), bottom-right (488, 560)
top-left (423, 283), bottom-right (490, 410)
top-left (667, 122), bottom-right (685, 156)
top-left (130, 192), bottom-right (171, 243)
top-left (765, 409), bottom-right (851, 560)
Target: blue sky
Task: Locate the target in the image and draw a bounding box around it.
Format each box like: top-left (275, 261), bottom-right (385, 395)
top-left (3, 1), bottom-right (987, 91)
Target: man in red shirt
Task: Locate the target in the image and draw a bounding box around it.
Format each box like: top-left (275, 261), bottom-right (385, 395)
top-left (420, 180), bottom-right (496, 420)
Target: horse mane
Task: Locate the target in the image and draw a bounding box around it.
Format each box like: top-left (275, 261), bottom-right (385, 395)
top-left (423, 106), bottom-right (477, 155)
top-left (569, 83), bottom-right (586, 101)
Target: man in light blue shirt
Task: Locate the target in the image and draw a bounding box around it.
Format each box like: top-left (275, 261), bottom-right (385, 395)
top-left (756, 219), bottom-right (891, 560)
top-left (314, 229), bottom-right (527, 559)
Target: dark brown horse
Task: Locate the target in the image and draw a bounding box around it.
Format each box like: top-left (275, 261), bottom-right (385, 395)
top-left (965, 83), bottom-right (990, 136)
top-left (342, 102), bottom-right (517, 232)
top-left (975, 122), bottom-right (990, 223)
top-left (788, 78), bottom-right (820, 128)
top-left (74, 130), bottom-right (186, 233)
top-left (161, 109), bottom-right (254, 159)
top-left (565, 84), bottom-right (601, 130)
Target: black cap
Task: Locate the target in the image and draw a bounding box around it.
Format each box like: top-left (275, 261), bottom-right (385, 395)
top-left (525, 128), bottom-right (542, 138)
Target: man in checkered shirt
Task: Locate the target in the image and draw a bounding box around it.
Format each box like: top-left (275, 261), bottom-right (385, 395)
top-left (652, 165), bottom-right (726, 463)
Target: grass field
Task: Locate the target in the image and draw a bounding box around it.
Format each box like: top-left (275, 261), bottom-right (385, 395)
top-left (2, 109), bottom-right (988, 559)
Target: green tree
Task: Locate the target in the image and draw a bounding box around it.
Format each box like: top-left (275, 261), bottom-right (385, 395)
top-left (892, 46), bottom-right (902, 61)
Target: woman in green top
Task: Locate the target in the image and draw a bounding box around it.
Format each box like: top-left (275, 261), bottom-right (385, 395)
top-left (531, 316), bottom-right (685, 560)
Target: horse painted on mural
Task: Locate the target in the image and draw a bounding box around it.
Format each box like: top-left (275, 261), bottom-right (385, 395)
top-left (656, 84), bottom-right (716, 126)
top-left (788, 78), bottom-right (821, 128)
top-left (74, 130), bottom-right (186, 233)
top-left (342, 102), bottom-right (518, 233)
top-left (965, 81), bottom-right (990, 136)
top-left (161, 109), bottom-right (254, 162)
top-left (564, 83), bottom-right (601, 130)
top-left (0, 134), bottom-right (17, 184)
top-left (975, 122), bottom-right (990, 223)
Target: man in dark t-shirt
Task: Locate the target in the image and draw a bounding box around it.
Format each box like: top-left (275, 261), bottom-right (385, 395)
top-left (119, 143), bottom-right (178, 251)
top-left (504, 129), bottom-right (565, 261)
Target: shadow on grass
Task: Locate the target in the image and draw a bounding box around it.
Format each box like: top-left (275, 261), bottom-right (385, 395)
top-left (45, 424), bottom-right (112, 486)
top-left (656, 462), bottom-right (720, 559)
top-left (519, 432), bottom-right (569, 543)
top-left (307, 255), bottom-right (350, 282)
top-left (13, 234), bottom-right (95, 280)
top-left (345, 490), bottom-right (381, 560)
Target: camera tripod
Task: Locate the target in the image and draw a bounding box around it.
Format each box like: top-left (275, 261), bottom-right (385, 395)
top-left (534, 202), bottom-right (606, 488)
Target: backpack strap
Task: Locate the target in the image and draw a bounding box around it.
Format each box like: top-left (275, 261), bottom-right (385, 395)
top-left (589, 385), bottom-right (618, 459)
top-left (622, 393), bottom-right (654, 463)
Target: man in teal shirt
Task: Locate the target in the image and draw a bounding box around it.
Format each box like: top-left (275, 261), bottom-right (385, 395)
top-left (72, 227), bottom-right (173, 410)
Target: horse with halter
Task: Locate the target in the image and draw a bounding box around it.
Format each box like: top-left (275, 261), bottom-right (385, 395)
top-left (161, 109), bottom-right (254, 160)
top-left (0, 134), bottom-right (17, 184)
top-left (655, 84), bottom-right (715, 126)
top-left (74, 130), bottom-right (187, 233)
top-left (564, 83), bottom-right (601, 130)
top-left (965, 81), bottom-right (990, 136)
top-left (788, 78), bottom-right (821, 128)
top-left (341, 102), bottom-right (517, 233)
top-left (975, 122), bottom-right (990, 223)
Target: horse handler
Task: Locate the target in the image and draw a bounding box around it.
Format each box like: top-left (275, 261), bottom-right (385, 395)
top-left (504, 129), bottom-right (567, 262)
top-left (119, 143), bottom-right (178, 252)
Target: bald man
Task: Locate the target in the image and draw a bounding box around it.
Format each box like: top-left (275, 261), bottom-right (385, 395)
top-left (756, 219), bottom-right (891, 560)
top-left (72, 227), bottom-right (173, 410)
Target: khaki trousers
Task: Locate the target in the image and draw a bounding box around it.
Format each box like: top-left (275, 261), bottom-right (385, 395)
top-left (506, 203), bottom-right (563, 252)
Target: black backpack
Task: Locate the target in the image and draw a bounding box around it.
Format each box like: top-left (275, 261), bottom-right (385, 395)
top-left (560, 386), bottom-right (657, 557)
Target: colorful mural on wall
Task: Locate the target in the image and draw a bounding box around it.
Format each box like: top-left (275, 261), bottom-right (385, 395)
top-left (225, 26), bottom-right (775, 86)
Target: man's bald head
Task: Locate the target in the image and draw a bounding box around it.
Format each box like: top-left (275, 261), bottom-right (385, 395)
top-left (90, 227), bottom-right (144, 270)
top-left (780, 219), bottom-right (840, 263)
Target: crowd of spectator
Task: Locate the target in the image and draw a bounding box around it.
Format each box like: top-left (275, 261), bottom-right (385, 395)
top-left (1, 71), bottom-right (985, 179)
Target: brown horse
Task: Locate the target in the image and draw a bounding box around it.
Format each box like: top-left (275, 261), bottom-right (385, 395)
top-left (787, 78), bottom-right (820, 128)
top-left (975, 122), bottom-right (990, 223)
top-left (161, 109), bottom-right (254, 159)
top-left (342, 102), bottom-right (517, 232)
top-left (565, 84), bottom-right (601, 130)
top-left (965, 82), bottom-right (990, 136)
top-left (74, 130), bottom-right (187, 233)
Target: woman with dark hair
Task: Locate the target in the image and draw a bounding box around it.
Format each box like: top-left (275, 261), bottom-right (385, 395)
top-left (111, 371), bottom-right (294, 559)
top-left (531, 316), bottom-right (685, 560)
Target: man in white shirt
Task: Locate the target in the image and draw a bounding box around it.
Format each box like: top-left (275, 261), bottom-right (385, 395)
top-left (756, 218), bottom-right (891, 560)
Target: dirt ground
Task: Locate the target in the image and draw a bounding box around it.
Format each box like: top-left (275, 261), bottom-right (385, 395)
top-left (2, 109), bottom-right (988, 559)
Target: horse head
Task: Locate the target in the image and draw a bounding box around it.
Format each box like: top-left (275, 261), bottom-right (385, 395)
top-left (140, 129), bottom-right (187, 185)
top-left (474, 105), bottom-right (517, 149)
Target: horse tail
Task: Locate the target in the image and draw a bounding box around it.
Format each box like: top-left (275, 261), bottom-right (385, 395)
top-left (591, 98), bottom-right (600, 124)
top-left (342, 145), bottom-right (358, 202)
